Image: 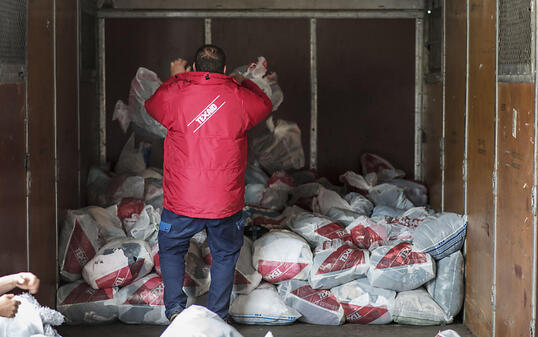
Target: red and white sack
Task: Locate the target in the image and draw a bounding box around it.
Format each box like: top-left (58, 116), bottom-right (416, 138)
top-left (344, 192), bottom-right (374, 216)
top-left (252, 230), bottom-right (313, 284)
top-left (117, 198), bottom-right (160, 246)
top-left (86, 206), bottom-right (126, 242)
top-left (309, 240), bottom-right (369, 289)
top-left (57, 280), bottom-right (118, 324)
top-left (183, 242), bottom-right (211, 297)
top-left (111, 176), bottom-right (145, 205)
top-left (82, 238), bottom-right (154, 289)
top-left (229, 283), bottom-right (301, 325)
top-left (286, 212), bottom-right (352, 247)
top-left (390, 179), bottom-right (428, 206)
top-left (151, 244), bottom-right (161, 276)
top-left (367, 242), bottom-right (435, 291)
top-left (234, 237), bottom-right (262, 295)
top-left (330, 278), bottom-right (396, 324)
top-left (390, 207), bottom-right (429, 229)
top-left (368, 183), bottom-right (414, 211)
top-left (339, 171), bottom-right (377, 196)
top-left (436, 330), bottom-right (462, 337)
top-left (115, 273), bottom-right (168, 325)
top-left (278, 279), bottom-right (344, 325)
top-left (360, 153), bottom-right (405, 182)
top-left (59, 209), bottom-right (104, 282)
top-left (391, 289), bottom-right (449, 325)
top-left (346, 216), bottom-right (391, 250)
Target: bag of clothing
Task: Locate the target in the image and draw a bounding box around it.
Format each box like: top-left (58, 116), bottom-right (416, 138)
top-left (413, 213), bottom-right (468, 260)
top-left (391, 289), bottom-right (449, 325)
top-left (346, 216), bottom-right (391, 250)
top-left (286, 212), bottom-right (352, 248)
top-left (278, 279), bottom-right (344, 325)
top-left (427, 251), bottom-right (464, 320)
top-left (234, 237), bottom-right (263, 295)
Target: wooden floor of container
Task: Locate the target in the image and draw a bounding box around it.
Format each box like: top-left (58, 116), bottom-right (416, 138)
top-left (58, 322), bottom-right (474, 337)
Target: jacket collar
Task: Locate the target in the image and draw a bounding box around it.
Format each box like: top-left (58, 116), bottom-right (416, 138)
top-left (175, 71), bottom-right (232, 84)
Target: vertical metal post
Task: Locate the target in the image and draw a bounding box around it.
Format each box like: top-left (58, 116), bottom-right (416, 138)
top-left (309, 18), bottom-right (318, 171)
top-left (441, 1), bottom-right (447, 211)
top-left (204, 18), bottom-right (212, 45)
top-left (98, 17), bottom-right (106, 167)
top-left (491, 0), bottom-right (500, 335)
top-left (414, 18), bottom-right (424, 181)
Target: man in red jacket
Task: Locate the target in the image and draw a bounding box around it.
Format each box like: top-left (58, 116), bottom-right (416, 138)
top-left (145, 45), bottom-right (272, 322)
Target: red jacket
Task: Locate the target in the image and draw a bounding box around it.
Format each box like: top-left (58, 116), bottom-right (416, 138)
top-left (145, 72), bottom-right (272, 219)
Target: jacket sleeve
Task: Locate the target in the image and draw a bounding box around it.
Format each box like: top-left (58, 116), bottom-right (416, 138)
top-left (144, 76), bottom-right (178, 130)
top-left (238, 79), bottom-right (273, 130)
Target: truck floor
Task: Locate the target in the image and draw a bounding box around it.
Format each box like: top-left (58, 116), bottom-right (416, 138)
top-left (58, 322), bottom-right (474, 337)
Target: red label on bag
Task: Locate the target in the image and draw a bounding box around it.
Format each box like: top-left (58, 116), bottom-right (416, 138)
top-left (183, 274), bottom-right (197, 287)
top-left (315, 223), bottom-right (352, 242)
top-left (203, 252), bottom-right (212, 266)
top-left (95, 265), bottom-right (133, 288)
top-left (390, 216), bottom-right (425, 228)
top-left (341, 303), bottom-right (388, 324)
top-left (129, 258), bottom-right (145, 280)
top-left (375, 242), bottom-right (428, 269)
top-left (234, 270), bottom-right (251, 285)
top-left (153, 253), bottom-right (161, 276)
top-left (124, 276), bottom-right (164, 305)
top-left (316, 245), bottom-right (366, 275)
top-left (291, 285), bottom-right (341, 311)
top-left (350, 225), bottom-right (384, 249)
top-left (61, 283), bottom-right (114, 305)
top-left (258, 260), bottom-right (308, 283)
top-left (64, 220), bottom-right (97, 274)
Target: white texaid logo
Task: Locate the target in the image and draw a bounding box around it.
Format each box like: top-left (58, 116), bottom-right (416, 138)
top-left (187, 95), bottom-right (226, 133)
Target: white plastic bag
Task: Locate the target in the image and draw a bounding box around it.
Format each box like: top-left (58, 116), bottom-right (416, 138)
top-left (286, 212), bottom-right (352, 247)
top-left (367, 242), bottom-right (435, 292)
top-left (368, 183), bottom-right (414, 210)
top-left (413, 213), bottom-right (468, 260)
top-left (115, 273), bottom-right (168, 325)
top-left (160, 305), bottom-right (244, 337)
top-left (245, 161), bottom-right (269, 185)
top-left (390, 207), bottom-right (429, 229)
top-left (278, 279), bottom-right (344, 325)
top-left (346, 216), bottom-right (391, 250)
top-left (361, 153), bottom-right (405, 182)
top-left (234, 237), bottom-right (263, 295)
top-left (57, 280), bottom-right (118, 324)
top-left (82, 238), bottom-right (154, 289)
top-left (229, 283), bottom-right (301, 325)
top-left (371, 205), bottom-right (405, 218)
top-left (344, 192), bottom-right (374, 216)
top-left (436, 330), bottom-right (462, 337)
top-left (250, 118), bottom-right (305, 174)
top-left (252, 230), bottom-right (313, 284)
top-left (117, 198), bottom-right (160, 246)
top-left (390, 179), bottom-right (428, 206)
top-left (128, 67), bottom-right (166, 138)
top-left (59, 209), bottom-right (104, 281)
top-left (391, 289), bottom-right (449, 325)
top-left (309, 240), bottom-right (369, 289)
top-left (86, 205), bottom-right (126, 242)
top-left (427, 251), bottom-right (464, 320)
top-left (114, 133), bottom-right (150, 176)
top-left (325, 208), bottom-right (362, 227)
top-left (111, 176), bottom-right (145, 205)
top-left (330, 278), bottom-right (396, 324)
top-left (290, 183), bottom-right (352, 215)
top-left (339, 171), bottom-right (377, 195)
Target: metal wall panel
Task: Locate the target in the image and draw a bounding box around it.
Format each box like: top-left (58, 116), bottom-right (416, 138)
top-left (57, 0), bottom-right (81, 224)
top-left (464, 1), bottom-right (496, 336)
top-left (27, 0), bottom-right (57, 308)
top-left (212, 18), bottom-right (311, 168)
top-left (105, 18), bottom-right (204, 168)
top-left (444, 0), bottom-right (466, 214)
top-left (422, 81), bottom-right (443, 211)
top-left (495, 82), bottom-right (535, 337)
top-left (317, 19), bottom-right (416, 181)
top-left (0, 83), bottom-right (28, 276)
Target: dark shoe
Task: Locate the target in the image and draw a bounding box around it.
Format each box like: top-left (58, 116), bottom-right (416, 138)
top-left (168, 309), bottom-right (183, 323)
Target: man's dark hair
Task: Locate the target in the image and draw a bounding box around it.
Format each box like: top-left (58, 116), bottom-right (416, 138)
top-left (194, 45), bottom-right (226, 74)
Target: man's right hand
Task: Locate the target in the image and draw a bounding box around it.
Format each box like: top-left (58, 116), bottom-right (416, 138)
top-left (0, 294), bottom-right (20, 318)
top-left (170, 58), bottom-right (192, 77)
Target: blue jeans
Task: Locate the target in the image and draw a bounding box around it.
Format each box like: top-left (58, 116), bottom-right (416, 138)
top-left (158, 208), bottom-right (244, 320)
